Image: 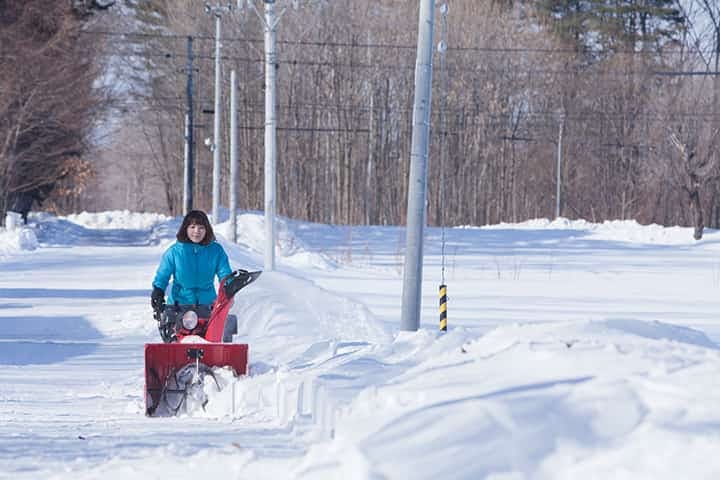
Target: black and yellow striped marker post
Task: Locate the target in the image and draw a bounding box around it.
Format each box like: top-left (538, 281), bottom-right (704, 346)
top-left (439, 284), bottom-right (448, 331)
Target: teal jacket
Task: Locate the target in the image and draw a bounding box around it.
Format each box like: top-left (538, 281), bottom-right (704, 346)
top-left (152, 241), bottom-right (232, 305)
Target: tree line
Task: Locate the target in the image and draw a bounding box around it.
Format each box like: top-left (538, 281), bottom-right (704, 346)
top-left (3, 1), bottom-right (720, 239)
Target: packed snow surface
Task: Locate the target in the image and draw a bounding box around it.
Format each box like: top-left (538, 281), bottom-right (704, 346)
top-left (2, 211), bottom-right (720, 479)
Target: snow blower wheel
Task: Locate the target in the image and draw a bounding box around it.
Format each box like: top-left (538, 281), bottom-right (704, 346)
top-left (158, 361), bottom-right (222, 415)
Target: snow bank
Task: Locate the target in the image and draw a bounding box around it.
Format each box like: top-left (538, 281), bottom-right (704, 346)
top-left (293, 319), bottom-right (720, 479)
top-left (63, 210), bottom-right (170, 230)
top-left (479, 217), bottom-right (719, 245)
top-left (0, 225), bottom-right (38, 257)
top-left (216, 212), bottom-right (335, 269)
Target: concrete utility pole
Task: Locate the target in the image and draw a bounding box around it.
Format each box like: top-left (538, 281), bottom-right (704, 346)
top-left (556, 115), bottom-right (564, 219)
top-left (183, 36), bottom-right (195, 215)
top-left (245, 0), bottom-right (294, 271)
top-left (229, 69), bottom-right (238, 242)
top-left (400, 0), bottom-right (436, 332)
top-left (183, 114), bottom-right (192, 215)
top-left (205, 2), bottom-right (232, 222)
top-left (263, 0), bottom-right (278, 271)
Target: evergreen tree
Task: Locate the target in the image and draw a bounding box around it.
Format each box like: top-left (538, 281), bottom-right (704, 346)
top-left (537, 0), bottom-right (685, 53)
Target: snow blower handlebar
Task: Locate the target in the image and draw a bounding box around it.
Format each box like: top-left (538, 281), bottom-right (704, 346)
top-left (221, 269), bottom-right (262, 298)
top-left (151, 286), bottom-right (166, 326)
top-left (152, 297), bottom-right (176, 343)
top-left (152, 303), bottom-right (164, 322)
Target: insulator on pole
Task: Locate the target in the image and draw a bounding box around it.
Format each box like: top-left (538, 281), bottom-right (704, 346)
top-left (439, 284), bottom-right (447, 332)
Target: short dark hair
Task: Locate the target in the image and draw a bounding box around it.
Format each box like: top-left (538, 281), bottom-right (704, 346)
top-left (176, 210), bottom-right (216, 245)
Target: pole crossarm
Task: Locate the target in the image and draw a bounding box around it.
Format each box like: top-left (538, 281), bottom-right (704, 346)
top-left (244, 0), bottom-right (289, 30)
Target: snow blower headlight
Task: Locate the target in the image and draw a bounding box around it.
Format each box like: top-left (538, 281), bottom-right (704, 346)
top-left (181, 310), bottom-right (199, 330)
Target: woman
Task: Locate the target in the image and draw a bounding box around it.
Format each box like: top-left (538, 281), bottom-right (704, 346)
top-left (151, 210), bottom-right (233, 337)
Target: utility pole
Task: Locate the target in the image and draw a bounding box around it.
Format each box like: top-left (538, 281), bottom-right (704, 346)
top-left (400, 0), bottom-right (436, 332)
top-left (244, 0), bottom-right (294, 271)
top-left (183, 36), bottom-right (195, 215)
top-left (556, 114), bottom-right (564, 219)
top-left (205, 2), bottom-right (232, 222)
top-left (183, 114), bottom-right (191, 215)
top-left (263, 0), bottom-right (278, 271)
top-left (229, 69), bottom-right (238, 242)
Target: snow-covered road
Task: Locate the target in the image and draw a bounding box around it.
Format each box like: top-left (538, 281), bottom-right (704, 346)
top-left (2, 212), bottom-right (720, 479)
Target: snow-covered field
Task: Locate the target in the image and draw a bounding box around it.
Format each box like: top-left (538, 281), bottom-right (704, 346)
top-left (2, 210), bottom-right (720, 479)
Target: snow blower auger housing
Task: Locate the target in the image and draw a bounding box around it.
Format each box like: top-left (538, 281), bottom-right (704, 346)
top-left (144, 269), bottom-right (261, 416)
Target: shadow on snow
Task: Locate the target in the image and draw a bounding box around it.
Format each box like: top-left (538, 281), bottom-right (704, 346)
top-left (0, 288), bottom-right (147, 300)
top-left (33, 218), bottom-right (160, 247)
top-left (0, 340), bottom-right (99, 365)
top-left (0, 311), bottom-right (103, 365)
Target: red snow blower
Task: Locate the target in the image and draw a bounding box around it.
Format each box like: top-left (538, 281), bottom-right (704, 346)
top-left (144, 269), bottom-right (261, 416)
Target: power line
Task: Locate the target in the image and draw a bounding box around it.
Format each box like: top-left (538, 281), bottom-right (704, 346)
top-left (79, 29), bottom-right (416, 49)
top-left (652, 71), bottom-right (720, 76)
top-left (111, 49), bottom-right (720, 77)
top-left (79, 29), bottom-right (720, 56)
top-left (112, 100), bottom-right (720, 120)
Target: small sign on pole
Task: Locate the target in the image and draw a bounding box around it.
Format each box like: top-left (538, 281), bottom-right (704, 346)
top-left (439, 284), bottom-right (447, 332)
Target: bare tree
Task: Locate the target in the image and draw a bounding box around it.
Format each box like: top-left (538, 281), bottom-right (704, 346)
top-left (76, 0), bottom-right (720, 238)
top-left (0, 0), bottom-right (107, 222)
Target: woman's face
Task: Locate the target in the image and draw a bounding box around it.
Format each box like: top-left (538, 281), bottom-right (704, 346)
top-left (187, 222), bottom-right (206, 244)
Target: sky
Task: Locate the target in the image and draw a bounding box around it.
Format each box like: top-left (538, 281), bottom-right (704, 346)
top-left (2, 210), bottom-right (720, 479)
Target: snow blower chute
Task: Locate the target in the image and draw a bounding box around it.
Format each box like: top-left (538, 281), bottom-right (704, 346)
top-left (144, 269), bottom-right (261, 416)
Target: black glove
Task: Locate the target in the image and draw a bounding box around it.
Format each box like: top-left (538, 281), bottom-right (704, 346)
top-left (151, 286), bottom-right (165, 312)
